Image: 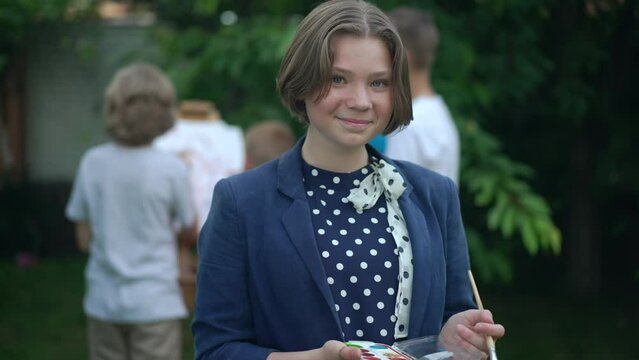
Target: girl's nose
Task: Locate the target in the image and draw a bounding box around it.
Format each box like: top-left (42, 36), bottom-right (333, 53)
top-left (346, 84), bottom-right (372, 111)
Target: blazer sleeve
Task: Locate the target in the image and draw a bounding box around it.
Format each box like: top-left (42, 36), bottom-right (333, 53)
top-left (442, 177), bottom-right (476, 324)
top-left (193, 178), bottom-right (275, 360)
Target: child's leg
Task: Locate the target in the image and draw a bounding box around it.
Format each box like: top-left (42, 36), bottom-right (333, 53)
top-left (129, 319), bottom-right (182, 360)
top-left (87, 317), bottom-right (128, 360)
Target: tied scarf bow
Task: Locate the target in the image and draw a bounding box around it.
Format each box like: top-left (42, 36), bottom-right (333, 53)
top-left (347, 158), bottom-right (414, 339)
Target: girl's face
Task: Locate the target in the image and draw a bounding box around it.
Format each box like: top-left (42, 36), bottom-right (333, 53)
top-left (304, 34), bottom-right (393, 154)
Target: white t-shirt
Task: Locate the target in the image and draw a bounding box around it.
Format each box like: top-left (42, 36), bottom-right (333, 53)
top-left (386, 95), bottom-right (460, 184)
top-left (154, 119), bottom-right (245, 230)
top-left (66, 143), bottom-right (194, 323)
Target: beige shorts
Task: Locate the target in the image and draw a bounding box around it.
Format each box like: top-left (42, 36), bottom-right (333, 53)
top-left (87, 317), bottom-right (182, 360)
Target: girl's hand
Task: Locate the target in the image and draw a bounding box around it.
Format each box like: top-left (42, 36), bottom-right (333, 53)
top-left (321, 340), bottom-right (362, 360)
top-left (438, 309), bottom-right (505, 360)
top-left (267, 340), bottom-right (361, 360)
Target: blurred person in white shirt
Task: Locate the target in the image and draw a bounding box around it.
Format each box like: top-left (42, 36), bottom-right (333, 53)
top-left (385, 7), bottom-right (460, 185)
top-left (66, 63), bottom-right (196, 360)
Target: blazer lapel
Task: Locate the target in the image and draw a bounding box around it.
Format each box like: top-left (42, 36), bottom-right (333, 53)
top-left (277, 139), bottom-right (342, 331)
top-left (281, 201), bottom-right (337, 311)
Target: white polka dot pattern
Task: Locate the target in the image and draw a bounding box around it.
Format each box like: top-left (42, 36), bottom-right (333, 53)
top-left (347, 158), bottom-right (413, 340)
top-left (303, 160), bottom-right (398, 344)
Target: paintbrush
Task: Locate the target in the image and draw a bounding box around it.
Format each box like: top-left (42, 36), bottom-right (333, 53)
top-left (467, 270), bottom-right (498, 360)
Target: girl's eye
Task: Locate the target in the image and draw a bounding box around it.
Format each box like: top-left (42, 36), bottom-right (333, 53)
top-left (332, 75), bottom-right (346, 85)
top-left (371, 79), bottom-right (389, 88)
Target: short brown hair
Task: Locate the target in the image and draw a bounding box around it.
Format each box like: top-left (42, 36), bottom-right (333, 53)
top-left (104, 63), bottom-right (176, 146)
top-left (388, 7), bottom-right (439, 70)
top-left (277, 0), bottom-right (412, 135)
top-left (245, 120), bottom-right (295, 168)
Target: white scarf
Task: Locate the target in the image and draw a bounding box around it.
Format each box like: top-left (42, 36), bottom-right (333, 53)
top-left (347, 158), bottom-right (413, 339)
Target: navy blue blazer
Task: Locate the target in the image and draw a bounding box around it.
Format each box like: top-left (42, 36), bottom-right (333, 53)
top-left (193, 139), bottom-right (475, 360)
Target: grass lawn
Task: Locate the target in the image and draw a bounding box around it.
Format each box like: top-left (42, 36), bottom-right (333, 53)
top-left (486, 290), bottom-right (636, 359)
top-left (0, 257), bottom-right (194, 360)
top-left (0, 257), bottom-right (635, 359)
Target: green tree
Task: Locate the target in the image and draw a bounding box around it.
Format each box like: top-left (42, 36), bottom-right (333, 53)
top-left (154, 15), bottom-right (300, 131)
top-left (434, 0), bottom-right (639, 293)
top-left (0, 0), bottom-right (93, 74)
top-left (482, 0), bottom-right (639, 294)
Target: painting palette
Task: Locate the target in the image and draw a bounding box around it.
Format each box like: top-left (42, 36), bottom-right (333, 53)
top-left (344, 340), bottom-right (413, 360)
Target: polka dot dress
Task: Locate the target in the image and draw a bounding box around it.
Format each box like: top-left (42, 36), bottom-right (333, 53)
top-left (303, 161), bottom-right (399, 344)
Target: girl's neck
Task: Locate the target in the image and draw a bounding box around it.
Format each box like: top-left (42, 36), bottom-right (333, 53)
top-left (301, 134), bottom-right (369, 173)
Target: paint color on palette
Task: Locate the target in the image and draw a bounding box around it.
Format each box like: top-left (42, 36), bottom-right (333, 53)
top-left (344, 341), bottom-right (410, 360)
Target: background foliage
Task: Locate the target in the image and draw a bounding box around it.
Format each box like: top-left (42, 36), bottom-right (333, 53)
top-left (0, 0), bottom-right (95, 73)
top-left (1, 0), bottom-right (637, 294)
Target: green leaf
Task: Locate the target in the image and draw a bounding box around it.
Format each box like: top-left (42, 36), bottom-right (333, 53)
top-left (521, 220), bottom-right (539, 255)
top-left (487, 192), bottom-right (508, 230)
top-left (520, 193), bottom-right (550, 215)
top-left (500, 207), bottom-right (516, 238)
top-left (193, 0), bottom-right (219, 16)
